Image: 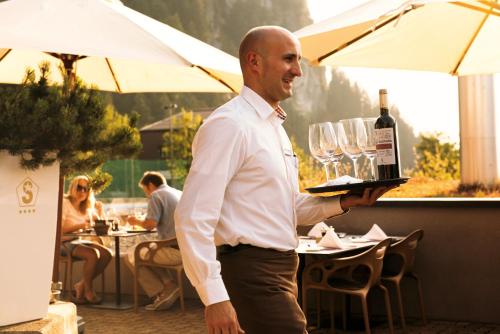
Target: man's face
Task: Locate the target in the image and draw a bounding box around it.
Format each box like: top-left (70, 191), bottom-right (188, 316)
top-left (257, 32), bottom-right (303, 106)
top-left (141, 183), bottom-right (155, 198)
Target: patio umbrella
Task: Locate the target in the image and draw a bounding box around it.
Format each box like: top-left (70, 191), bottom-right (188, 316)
top-left (0, 0), bottom-right (242, 299)
top-left (295, 0), bottom-right (500, 187)
top-left (295, 0), bottom-right (500, 76)
top-left (0, 0), bottom-right (242, 92)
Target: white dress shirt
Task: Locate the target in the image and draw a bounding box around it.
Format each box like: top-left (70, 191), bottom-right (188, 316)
top-left (174, 86), bottom-right (345, 306)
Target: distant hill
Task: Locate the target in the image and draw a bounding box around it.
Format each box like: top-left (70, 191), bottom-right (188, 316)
top-left (0, 0), bottom-right (417, 170)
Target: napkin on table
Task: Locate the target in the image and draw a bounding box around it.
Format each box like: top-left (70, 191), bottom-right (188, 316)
top-left (362, 224), bottom-right (388, 241)
top-left (318, 228), bottom-right (348, 249)
top-left (307, 221), bottom-right (330, 238)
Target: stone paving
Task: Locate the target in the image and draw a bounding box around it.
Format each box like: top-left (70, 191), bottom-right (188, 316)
top-left (77, 298), bottom-right (500, 334)
top-left (77, 299), bottom-right (205, 334)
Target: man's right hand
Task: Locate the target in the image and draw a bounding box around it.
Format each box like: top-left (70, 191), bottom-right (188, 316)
top-left (205, 300), bottom-right (245, 334)
top-left (126, 215), bottom-right (138, 225)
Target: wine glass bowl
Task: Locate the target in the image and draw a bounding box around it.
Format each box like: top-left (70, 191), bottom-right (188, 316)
top-left (309, 122), bottom-right (338, 183)
top-left (338, 118), bottom-right (364, 179)
top-left (359, 117), bottom-right (378, 180)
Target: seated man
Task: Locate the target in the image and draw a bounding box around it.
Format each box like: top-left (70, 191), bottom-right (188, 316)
top-left (124, 171), bottom-right (182, 311)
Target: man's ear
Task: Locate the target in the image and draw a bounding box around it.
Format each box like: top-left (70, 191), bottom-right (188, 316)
top-left (247, 52), bottom-right (260, 68)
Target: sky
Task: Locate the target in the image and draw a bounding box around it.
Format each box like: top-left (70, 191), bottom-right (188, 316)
top-left (306, 0), bottom-right (461, 143)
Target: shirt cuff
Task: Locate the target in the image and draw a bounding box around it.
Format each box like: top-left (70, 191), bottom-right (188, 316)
top-left (321, 195), bottom-right (348, 219)
top-left (195, 277), bottom-right (230, 306)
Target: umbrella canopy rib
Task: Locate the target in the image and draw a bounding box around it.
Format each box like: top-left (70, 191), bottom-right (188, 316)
top-left (0, 48), bottom-right (11, 61)
top-left (478, 0), bottom-right (500, 11)
top-left (317, 5), bottom-right (419, 64)
top-left (451, 7), bottom-right (491, 75)
top-left (193, 65), bottom-right (237, 93)
top-left (105, 58), bottom-right (122, 93)
top-left (453, 1), bottom-right (500, 17)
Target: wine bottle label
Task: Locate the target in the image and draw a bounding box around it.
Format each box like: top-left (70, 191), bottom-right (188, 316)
top-left (375, 128), bottom-right (396, 165)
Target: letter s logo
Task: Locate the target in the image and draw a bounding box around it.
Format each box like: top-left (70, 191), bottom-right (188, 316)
top-left (22, 180), bottom-right (33, 205)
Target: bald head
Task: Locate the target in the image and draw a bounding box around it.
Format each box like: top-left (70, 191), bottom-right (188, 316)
top-left (238, 25), bottom-right (302, 107)
top-left (239, 26), bottom-right (297, 69)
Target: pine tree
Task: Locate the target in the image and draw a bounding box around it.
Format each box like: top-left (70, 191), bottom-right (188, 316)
top-left (0, 63), bottom-right (142, 174)
top-left (162, 109), bottom-right (203, 186)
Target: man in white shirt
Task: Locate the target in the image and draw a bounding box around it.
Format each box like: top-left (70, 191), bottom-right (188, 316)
top-left (175, 26), bottom-right (391, 334)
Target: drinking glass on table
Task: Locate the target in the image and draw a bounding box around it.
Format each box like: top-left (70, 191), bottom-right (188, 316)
top-left (359, 117), bottom-right (378, 180)
top-left (133, 207), bottom-right (146, 220)
top-left (309, 122), bottom-right (337, 183)
top-left (338, 118), bottom-right (364, 179)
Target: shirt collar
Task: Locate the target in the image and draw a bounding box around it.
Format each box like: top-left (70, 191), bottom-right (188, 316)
top-left (240, 86), bottom-right (285, 124)
top-left (154, 184), bottom-right (167, 192)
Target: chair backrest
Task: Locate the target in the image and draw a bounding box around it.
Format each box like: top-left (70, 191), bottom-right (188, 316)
top-left (384, 229), bottom-right (424, 276)
top-left (363, 238), bottom-right (392, 288)
top-left (304, 239), bottom-right (391, 292)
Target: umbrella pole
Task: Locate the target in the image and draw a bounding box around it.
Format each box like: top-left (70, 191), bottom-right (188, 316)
top-left (50, 173), bottom-right (64, 302)
top-left (50, 55), bottom-right (77, 302)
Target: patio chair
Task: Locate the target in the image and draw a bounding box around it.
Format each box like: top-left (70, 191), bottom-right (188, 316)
top-left (60, 241), bottom-right (106, 298)
top-left (302, 239), bottom-right (394, 334)
top-left (133, 238), bottom-right (185, 312)
top-left (381, 229), bottom-right (426, 330)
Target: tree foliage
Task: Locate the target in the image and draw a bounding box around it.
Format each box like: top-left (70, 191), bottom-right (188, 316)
top-left (162, 110), bottom-right (203, 184)
top-left (118, 0), bottom-right (418, 174)
top-left (0, 63), bottom-right (142, 175)
top-left (412, 133), bottom-right (460, 180)
top-left (291, 137), bottom-right (323, 191)
top-left (81, 167), bottom-right (113, 195)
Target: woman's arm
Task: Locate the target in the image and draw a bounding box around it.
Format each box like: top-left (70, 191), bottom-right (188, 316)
top-left (91, 200), bottom-right (105, 220)
top-left (62, 218), bottom-right (88, 234)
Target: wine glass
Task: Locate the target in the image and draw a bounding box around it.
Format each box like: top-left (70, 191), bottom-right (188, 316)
top-left (134, 207), bottom-right (146, 220)
top-left (359, 117), bottom-right (378, 180)
top-left (338, 118), bottom-right (364, 179)
top-left (331, 122), bottom-right (345, 178)
top-left (309, 122), bottom-right (337, 183)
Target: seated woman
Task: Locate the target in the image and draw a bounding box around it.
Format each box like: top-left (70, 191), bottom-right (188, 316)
top-left (62, 175), bottom-right (112, 304)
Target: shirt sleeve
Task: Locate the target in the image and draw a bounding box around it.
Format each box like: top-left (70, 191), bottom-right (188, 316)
top-left (174, 114), bottom-right (246, 306)
top-left (295, 193), bottom-right (347, 226)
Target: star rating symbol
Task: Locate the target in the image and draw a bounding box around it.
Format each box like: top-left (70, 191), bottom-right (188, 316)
top-left (18, 208), bottom-right (36, 214)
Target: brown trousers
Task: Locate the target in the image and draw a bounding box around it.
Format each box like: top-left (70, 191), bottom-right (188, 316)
top-left (218, 245), bottom-right (307, 334)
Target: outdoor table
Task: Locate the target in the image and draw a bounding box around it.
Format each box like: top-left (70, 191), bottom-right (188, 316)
top-left (64, 229), bottom-right (154, 310)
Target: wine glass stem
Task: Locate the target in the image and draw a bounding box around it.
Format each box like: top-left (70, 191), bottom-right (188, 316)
top-left (333, 161), bottom-right (340, 179)
top-left (352, 158), bottom-right (359, 179)
top-left (323, 163), bottom-right (331, 183)
top-left (369, 157), bottom-right (376, 180)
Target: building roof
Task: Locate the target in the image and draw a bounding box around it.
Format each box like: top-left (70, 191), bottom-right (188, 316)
top-left (140, 107), bottom-right (214, 132)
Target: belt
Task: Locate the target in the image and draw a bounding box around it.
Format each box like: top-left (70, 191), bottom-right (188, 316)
top-left (216, 244), bottom-right (295, 256)
top-left (217, 243), bottom-right (255, 255)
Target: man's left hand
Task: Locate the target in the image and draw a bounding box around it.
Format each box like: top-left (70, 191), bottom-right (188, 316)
top-left (339, 186), bottom-right (396, 211)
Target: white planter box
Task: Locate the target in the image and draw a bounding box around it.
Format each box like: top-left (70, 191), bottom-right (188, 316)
top-left (0, 151), bottom-right (60, 326)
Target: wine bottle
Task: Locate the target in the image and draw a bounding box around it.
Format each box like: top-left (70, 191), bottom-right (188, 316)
top-left (375, 89), bottom-right (401, 180)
